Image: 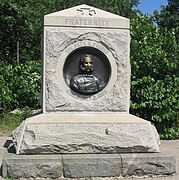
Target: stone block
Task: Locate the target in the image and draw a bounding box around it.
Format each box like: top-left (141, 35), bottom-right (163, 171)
top-left (12, 113), bottom-right (160, 154)
top-left (63, 154), bottom-right (121, 178)
top-left (43, 4), bottom-right (131, 113)
top-left (2, 154), bottom-right (62, 179)
top-left (2, 152), bottom-right (176, 179)
top-left (121, 153), bottom-right (176, 176)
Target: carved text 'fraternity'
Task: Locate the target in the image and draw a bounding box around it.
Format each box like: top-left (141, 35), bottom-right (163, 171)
top-left (65, 18), bottom-right (110, 27)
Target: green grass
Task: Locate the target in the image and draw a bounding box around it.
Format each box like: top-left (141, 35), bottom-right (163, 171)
top-left (0, 108), bottom-right (33, 136)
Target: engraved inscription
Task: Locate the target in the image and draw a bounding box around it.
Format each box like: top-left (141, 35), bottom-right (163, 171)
top-left (65, 18), bottom-right (110, 27)
top-left (65, 41), bottom-right (109, 55)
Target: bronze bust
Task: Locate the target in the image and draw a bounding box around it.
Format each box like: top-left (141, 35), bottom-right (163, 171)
top-left (70, 54), bottom-right (101, 94)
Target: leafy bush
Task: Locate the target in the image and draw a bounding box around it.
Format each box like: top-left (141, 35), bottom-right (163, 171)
top-left (130, 14), bottom-right (179, 135)
top-left (160, 127), bottom-right (179, 140)
top-left (0, 61), bottom-right (41, 113)
top-left (0, 0), bottom-right (139, 64)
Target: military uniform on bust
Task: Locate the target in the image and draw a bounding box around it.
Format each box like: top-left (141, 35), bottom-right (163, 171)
top-left (70, 54), bottom-right (101, 95)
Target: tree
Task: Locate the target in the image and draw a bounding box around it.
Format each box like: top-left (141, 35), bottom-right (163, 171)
top-left (130, 14), bottom-right (179, 136)
top-left (0, 0), bottom-right (139, 64)
top-left (154, 0), bottom-right (179, 40)
top-left (0, 0), bottom-right (19, 64)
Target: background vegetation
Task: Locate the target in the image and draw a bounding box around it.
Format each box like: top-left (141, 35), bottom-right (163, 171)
top-left (0, 0), bottom-right (178, 139)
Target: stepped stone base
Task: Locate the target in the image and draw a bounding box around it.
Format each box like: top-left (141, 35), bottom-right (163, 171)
top-left (2, 152), bottom-right (176, 179)
top-left (12, 113), bottom-right (160, 154)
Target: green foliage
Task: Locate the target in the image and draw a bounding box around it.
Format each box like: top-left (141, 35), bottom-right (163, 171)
top-left (0, 0), bottom-right (18, 64)
top-left (0, 109), bottom-right (31, 128)
top-left (0, 107), bottom-right (33, 136)
top-left (0, 0), bottom-right (139, 64)
top-left (0, 61), bottom-right (41, 113)
top-left (154, 0), bottom-right (179, 40)
top-left (0, 0), bottom-right (178, 139)
top-left (130, 14), bottom-right (179, 136)
top-left (155, 0), bottom-right (179, 29)
top-left (160, 127), bottom-right (179, 140)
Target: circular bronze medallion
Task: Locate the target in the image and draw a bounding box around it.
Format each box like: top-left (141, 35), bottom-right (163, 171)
top-left (63, 47), bottom-right (111, 95)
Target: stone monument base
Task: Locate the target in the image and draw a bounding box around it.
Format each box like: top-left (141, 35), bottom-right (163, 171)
top-left (2, 114), bottom-right (176, 179)
top-left (12, 113), bottom-right (160, 154)
top-left (2, 152), bottom-right (176, 179)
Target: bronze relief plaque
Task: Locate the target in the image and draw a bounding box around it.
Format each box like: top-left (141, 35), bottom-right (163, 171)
top-left (63, 47), bottom-right (111, 96)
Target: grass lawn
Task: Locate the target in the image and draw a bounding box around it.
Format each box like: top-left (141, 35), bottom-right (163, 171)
top-left (0, 108), bottom-right (34, 136)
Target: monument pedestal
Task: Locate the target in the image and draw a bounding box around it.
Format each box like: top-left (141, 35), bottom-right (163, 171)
top-left (2, 149), bottom-right (176, 179)
top-left (5, 113), bottom-right (176, 179)
top-left (2, 116), bottom-right (176, 178)
top-left (12, 113), bottom-right (160, 154)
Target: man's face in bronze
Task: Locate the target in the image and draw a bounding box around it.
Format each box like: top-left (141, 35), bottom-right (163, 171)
top-left (82, 56), bottom-right (93, 72)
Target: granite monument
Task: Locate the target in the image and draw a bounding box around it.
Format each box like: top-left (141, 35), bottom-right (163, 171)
top-left (3, 4), bottom-right (176, 179)
top-left (12, 4), bottom-right (160, 154)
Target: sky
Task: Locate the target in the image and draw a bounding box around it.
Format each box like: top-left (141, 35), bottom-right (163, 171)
top-left (137, 0), bottom-right (168, 15)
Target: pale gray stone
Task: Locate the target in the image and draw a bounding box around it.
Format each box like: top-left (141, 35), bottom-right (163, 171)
top-left (44, 29), bottom-right (130, 113)
top-left (42, 4), bottom-right (131, 113)
top-left (63, 154), bottom-right (121, 178)
top-left (44, 4), bottom-right (130, 28)
top-left (2, 152), bottom-right (176, 179)
top-left (121, 153), bottom-right (176, 176)
top-left (2, 154), bottom-right (62, 179)
top-left (12, 114), bottom-right (160, 154)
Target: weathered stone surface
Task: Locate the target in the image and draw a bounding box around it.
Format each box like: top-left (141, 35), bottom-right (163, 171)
top-left (2, 151), bottom-right (176, 179)
top-left (44, 29), bottom-right (130, 113)
top-left (2, 154), bottom-right (62, 179)
top-left (12, 113), bottom-right (160, 154)
top-left (44, 4), bottom-right (130, 28)
top-left (63, 154), bottom-right (121, 178)
top-left (43, 4), bottom-right (130, 113)
top-left (121, 153), bottom-right (176, 176)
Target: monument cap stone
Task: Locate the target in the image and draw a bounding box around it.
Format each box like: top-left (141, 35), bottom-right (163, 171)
top-left (44, 4), bottom-right (129, 29)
